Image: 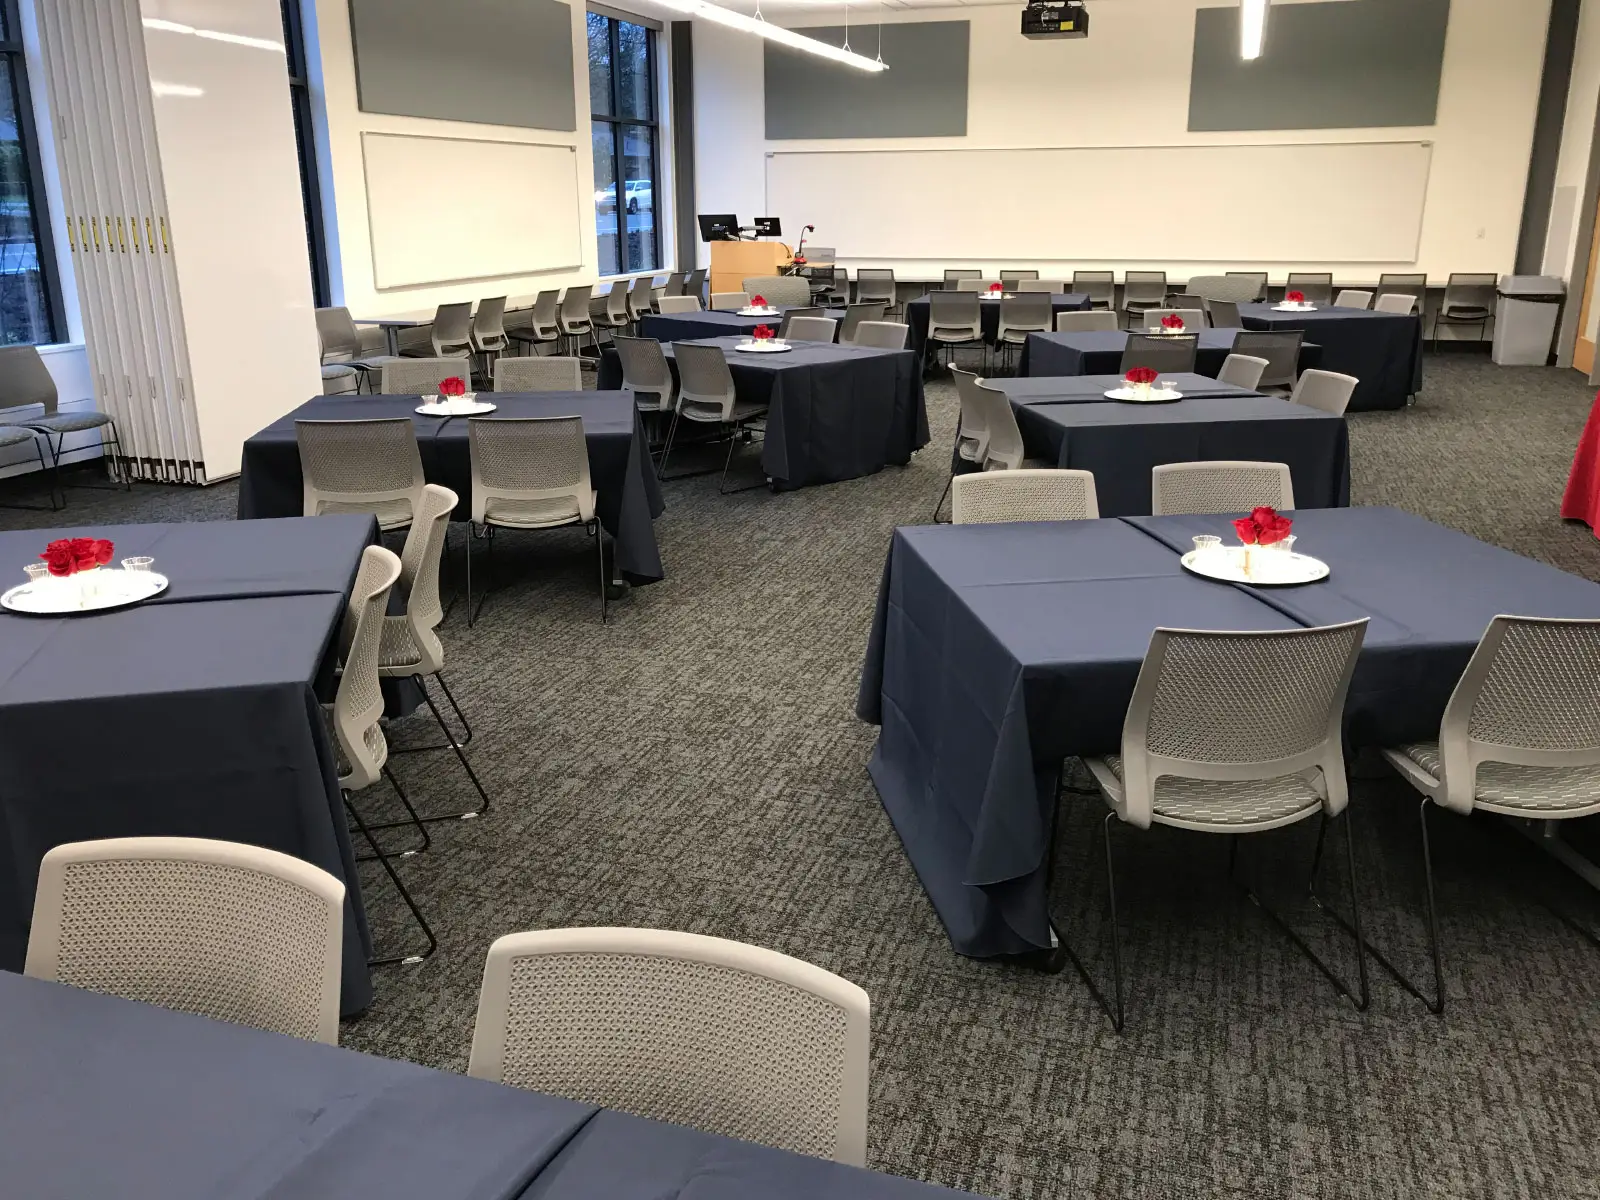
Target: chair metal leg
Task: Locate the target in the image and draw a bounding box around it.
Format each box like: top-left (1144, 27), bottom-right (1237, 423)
top-left (343, 790), bottom-right (437, 966)
top-left (718, 419), bottom-right (767, 494)
top-left (466, 524), bottom-right (494, 627)
top-left (1100, 811), bottom-right (1127, 1031)
top-left (1044, 803), bottom-right (1128, 1032)
top-left (593, 520), bottom-right (608, 623)
top-left (353, 763), bottom-right (434, 853)
top-left (0, 435), bottom-right (63, 511)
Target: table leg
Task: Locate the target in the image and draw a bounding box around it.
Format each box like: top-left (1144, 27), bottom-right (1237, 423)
top-left (385, 326), bottom-right (401, 357)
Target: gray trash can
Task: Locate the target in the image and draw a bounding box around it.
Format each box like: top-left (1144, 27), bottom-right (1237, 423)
top-left (1493, 275), bottom-right (1565, 366)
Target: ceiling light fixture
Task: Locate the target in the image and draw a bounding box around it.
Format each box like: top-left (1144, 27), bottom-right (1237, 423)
top-left (1240, 0), bottom-right (1269, 60)
top-left (656, 0), bottom-right (887, 71)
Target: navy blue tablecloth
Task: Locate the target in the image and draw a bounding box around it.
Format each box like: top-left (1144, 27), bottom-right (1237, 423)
top-left (904, 294), bottom-right (1090, 362)
top-left (237, 392), bottom-right (666, 584)
top-left (1019, 329), bottom-right (1324, 378)
top-left (599, 336), bottom-right (928, 490)
top-left (638, 308), bottom-right (797, 343)
top-left (855, 510), bottom-right (1600, 957)
top-left (1239, 304), bottom-right (1422, 412)
top-left (0, 517), bottom-right (379, 1014)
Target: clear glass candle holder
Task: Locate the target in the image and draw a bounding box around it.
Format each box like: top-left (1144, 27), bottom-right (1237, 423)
top-left (23, 563), bottom-right (48, 585)
top-left (121, 556), bottom-right (154, 572)
top-left (1192, 535), bottom-right (1222, 556)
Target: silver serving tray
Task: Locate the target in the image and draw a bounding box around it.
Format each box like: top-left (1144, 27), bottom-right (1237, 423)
top-left (1181, 547), bottom-right (1329, 587)
top-left (416, 397), bottom-right (497, 416)
top-left (2, 569), bottom-right (170, 615)
top-left (1105, 387), bottom-right (1183, 403)
top-left (734, 340), bottom-right (792, 353)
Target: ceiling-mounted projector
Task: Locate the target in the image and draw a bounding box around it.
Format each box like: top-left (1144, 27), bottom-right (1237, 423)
top-left (1021, 0), bottom-right (1087, 39)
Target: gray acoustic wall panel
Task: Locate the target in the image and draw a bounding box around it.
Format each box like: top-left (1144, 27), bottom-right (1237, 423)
top-left (1189, 0), bottom-right (1449, 132)
top-left (349, 0), bottom-right (576, 132)
top-left (764, 21), bottom-right (968, 140)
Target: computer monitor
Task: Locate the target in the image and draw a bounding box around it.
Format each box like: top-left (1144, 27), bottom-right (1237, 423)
top-left (697, 213), bottom-right (739, 242)
top-left (753, 216), bottom-right (782, 237)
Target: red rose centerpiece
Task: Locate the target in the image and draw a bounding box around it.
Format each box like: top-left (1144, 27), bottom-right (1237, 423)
top-left (438, 376), bottom-right (467, 400)
top-left (752, 324), bottom-right (776, 341)
top-left (1160, 312), bottom-right (1185, 333)
top-left (1124, 366), bottom-right (1158, 397)
top-left (750, 294), bottom-right (768, 309)
top-left (1285, 290), bottom-right (1306, 304)
top-left (1232, 506), bottom-right (1294, 575)
top-left (988, 282), bottom-right (1004, 295)
top-left (41, 536), bottom-right (114, 578)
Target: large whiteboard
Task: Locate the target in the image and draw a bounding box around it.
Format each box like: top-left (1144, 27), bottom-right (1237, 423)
top-left (766, 141), bottom-right (1432, 263)
top-left (363, 132), bottom-right (583, 289)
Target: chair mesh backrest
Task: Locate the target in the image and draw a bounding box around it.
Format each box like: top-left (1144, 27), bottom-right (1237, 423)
top-left (742, 275), bottom-right (811, 305)
top-left (615, 335), bottom-right (673, 395)
top-left (1459, 618), bottom-right (1600, 750)
top-left (1206, 300), bottom-right (1242, 328)
top-left (1289, 369), bottom-right (1358, 416)
top-left (952, 469), bottom-right (1098, 523)
top-left (852, 321), bottom-right (909, 349)
top-left (1123, 271), bottom-right (1167, 303)
top-left (1285, 273), bottom-right (1334, 305)
top-left (674, 342), bottom-right (737, 410)
top-left (1120, 333), bottom-right (1197, 374)
top-left (1443, 273), bottom-right (1497, 312)
top-left (432, 302), bottom-right (473, 353)
top-left (473, 296), bottom-right (508, 340)
top-left (1231, 330), bottom-right (1302, 387)
top-left (1000, 269), bottom-right (1039, 281)
top-left (1218, 353), bottom-right (1269, 391)
top-left (975, 382), bottom-right (1024, 468)
top-left (1185, 275), bottom-right (1259, 305)
top-left (998, 293), bottom-right (1052, 333)
top-left (711, 292), bottom-right (748, 311)
top-left (493, 356), bottom-right (583, 392)
top-left (471, 416), bottom-right (589, 493)
top-left (1151, 460), bottom-right (1295, 514)
top-left (1374, 293), bottom-right (1417, 314)
top-left (840, 303), bottom-right (886, 341)
top-left (26, 838), bottom-right (344, 1044)
top-left (855, 270), bottom-right (895, 303)
top-left (396, 484), bottom-right (457, 663)
top-left (657, 296), bottom-right (701, 313)
top-left (315, 307), bottom-right (361, 360)
top-left (1377, 274), bottom-right (1427, 302)
top-left (335, 545), bottom-right (403, 789)
top-left (0, 343), bottom-right (59, 414)
top-left (929, 291), bottom-right (980, 331)
top-left (1056, 310), bottom-right (1120, 332)
top-left (296, 419), bottom-right (424, 519)
top-left (468, 929), bottom-right (869, 1165)
top-left (1334, 290), bottom-right (1373, 310)
top-left (381, 358), bottom-right (466, 394)
top-left (1145, 308), bottom-right (1207, 329)
top-left (1073, 271), bottom-right (1115, 303)
top-left (1225, 272), bottom-right (1269, 301)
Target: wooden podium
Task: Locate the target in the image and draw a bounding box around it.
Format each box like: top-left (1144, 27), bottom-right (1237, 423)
top-left (710, 240), bottom-right (792, 296)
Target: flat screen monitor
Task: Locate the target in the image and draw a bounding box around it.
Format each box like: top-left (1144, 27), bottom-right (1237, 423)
top-left (753, 216), bottom-right (782, 237)
top-left (698, 213), bottom-right (739, 241)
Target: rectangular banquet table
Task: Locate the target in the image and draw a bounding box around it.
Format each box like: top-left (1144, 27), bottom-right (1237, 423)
top-left (598, 336), bottom-right (928, 490)
top-left (0, 517), bottom-right (379, 1013)
top-left (1019, 328), bottom-right (1324, 379)
top-left (236, 391), bottom-right (666, 584)
top-left (904, 293), bottom-right (1091, 363)
top-left (1239, 303), bottom-right (1423, 411)
top-left (638, 307), bottom-right (800, 343)
top-left (0, 971), bottom-right (985, 1200)
top-left (855, 507), bottom-right (1600, 958)
top-left (990, 374), bottom-right (1350, 516)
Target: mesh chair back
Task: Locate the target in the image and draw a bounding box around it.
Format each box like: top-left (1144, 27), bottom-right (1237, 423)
top-left (560, 286), bottom-right (594, 332)
top-left (928, 292), bottom-right (981, 340)
top-left (296, 418), bottom-right (425, 530)
top-left (952, 469), bottom-right (1098, 523)
top-left (673, 342), bottom-right (739, 420)
top-left (1122, 271), bottom-right (1167, 306)
top-left (974, 380), bottom-right (1025, 469)
top-left (1425, 616), bottom-right (1600, 815)
top-left (381, 358), bottom-right (466, 395)
top-left (685, 267), bottom-right (707, 299)
top-left (1225, 271), bottom-right (1269, 302)
top-left (1017, 279), bottom-right (1065, 293)
top-left (1000, 269), bottom-right (1040, 281)
top-left (1285, 273), bottom-right (1333, 306)
top-left (1185, 275), bottom-right (1258, 305)
top-left (472, 297), bottom-right (509, 352)
top-left (711, 292), bottom-right (748, 311)
top-left (944, 269), bottom-right (982, 288)
top-left (1073, 270), bottom-right (1115, 307)
top-left (839, 303), bottom-right (886, 343)
top-left (852, 321), bottom-right (909, 350)
top-left (657, 296), bottom-right (701, 314)
top-left (1217, 353), bottom-right (1269, 391)
top-left (1151, 460), bottom-right (1295, 515)
top-left (469, 416), bottom-right (596, 528)
top-left (1442, 273), bottom-right (1497, 316)
top-left (1206, 300), bottom-right (1242, 328)
top-left (1377, 274), bottom-right (1427, 308)
top-left (785, 316), bottom-right (838, 343)
top-left (389, 483), bottom-right (457, 677)
top-left (662, 272), bottom-right (687, 297)
top-left (614, 335), bottom-right (675, 411)
top-left (1289, 369), bottom-right (1358, 416)
top-left (1144, 308), bottom-right (1207, 330)
top-left (1055, 310), bottom-right (1120, 332)
top-left (742, 275), bottom-right (811, 305)
top-left (493, 356), bottom-right (584, 392)
top-left (997, 293), bottom-right (1053, 342)
top-left (1334, 289), bottom-right (1373, 310)
top-left (316, 307), bottom-right (362, 361)
top-left (25, 837), bottom-right (345, 1044)
top-left (777, 307), bottom-right (824, 337)
top-left (1120, 333), bottom-right (1197, 374)
top-left (1230, 330), bottom-right (1302, 389)
top-left (1111, 620), bottom-right (1367, 829)
top-left (331, 544), bottom-right (402, 792)
top-left (855, 269), bottom-right (896, 305)
top-left (468, 927), bottom-right (870, 1165)
top-left (950, 368), bottom-right (991, 464)
top-left (956, 278), bottom-right (999, 292)
top-left (430, 302), bottom-right (473, 356)
top-left (627, 276), bottom-right (656, 319)
top-left (1373, 293), bottom-right (1417, 315)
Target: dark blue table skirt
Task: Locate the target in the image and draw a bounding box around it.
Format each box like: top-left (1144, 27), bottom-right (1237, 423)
top-left (0, 972), bottom-right (984, 1200)
top-left (1239, 304), bottom-right (1422, 412)
top-left (855, 510), bottom-right (1600, 957)
top-left (638, 308), bottom-right (797, 343)
top-left (598, 336), bottom-right (928, 490)
top-left (904, 294), bottom-right (1090, 363)
top-left (1019, 329), bottom-right (1324, 378)
top-left (237, 392), bottom-right (666, 584)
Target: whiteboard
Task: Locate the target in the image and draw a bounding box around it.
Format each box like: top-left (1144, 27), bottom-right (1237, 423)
top-left (766, 141), bottom-right (1432, 263)
top-left (362, 132), bottom-right (582, 289)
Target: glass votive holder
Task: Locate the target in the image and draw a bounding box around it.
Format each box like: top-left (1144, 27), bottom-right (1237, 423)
top-left (121, 556), bottom-right (154, 572)
top-left (1159, 379), bottom-right (1178, 394)
top-left (1192, 535), bottom-right (1222, 555)
top-left (23, 562), bottom-right (48, 585)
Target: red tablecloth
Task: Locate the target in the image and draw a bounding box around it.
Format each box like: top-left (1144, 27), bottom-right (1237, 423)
top-left (1562, 391), bottom-right (1600, 533)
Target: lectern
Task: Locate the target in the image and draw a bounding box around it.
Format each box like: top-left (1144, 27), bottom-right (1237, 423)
top-left (710, 241), bottom-right (792, 296)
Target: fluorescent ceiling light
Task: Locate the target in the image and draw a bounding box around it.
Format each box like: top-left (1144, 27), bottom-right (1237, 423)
top-left (656, 0), bottom-right (886, 71)
top-left (1240, 0), bottom-right (1268, 60)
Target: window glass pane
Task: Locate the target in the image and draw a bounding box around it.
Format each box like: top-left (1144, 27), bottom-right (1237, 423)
top-left (0, 59), bottom-right (54, 345)
top-left (587, 13), bottom-right (612, 118)
top-left (620, 123), bottom-right (655, 273)
top-left (616, 21), bottom-right (651, 120)
top-left (591, 121), bottom-right (619, 277)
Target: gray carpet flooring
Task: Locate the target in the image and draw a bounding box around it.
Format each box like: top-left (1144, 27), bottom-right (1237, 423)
top-left (4, 352), bottom-right (1600, 1199)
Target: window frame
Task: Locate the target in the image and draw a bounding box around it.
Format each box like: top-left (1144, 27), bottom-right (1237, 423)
top-left (281, 0), bottom-right (329, 308)
top-left (588, 10), bottom-right (660, 278)
top-left (0, 0), bottom-right (64, 345)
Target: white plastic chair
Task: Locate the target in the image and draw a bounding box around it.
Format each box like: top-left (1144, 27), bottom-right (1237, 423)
top-left (1288, 369), bottom-right (1358, 416)
top-left (380, 358), bottom-right (466, 395)
top-left (471, 297), bottom-right (510, 377)
top-left (1374, 292), bottom-right (1418, 315)
top-left (296, 417), bottom-right (426, 531)
top-left (710, 292), bottom-right (749, 311)
top-left (973, 379), bottom-right (1032, 470)
top-left (506, 290), bottom-right (562, 354)
top-left (558, 285), bottom-right (597, 358)
top-left (613, 334), bottom-right (677, 420)
top-left (1017, 279), bottom-right (1065, 293)
top-left (852, 321), bottom-right (909, 350)
top-left (1120, 271), bottom-right (1168, 329)
top-left (1284, 273), bottom-right (1334, 306)
top-left (1072, 270), bottom-right (1115, 309)
top-left (995, 293), bottom-right (1053, 370)
top-left (854, 268), bottom-right (898, 316)
top-left (785, 315), bottom-right (838, 343)
top-left (1217, 353), bottom-right (1270, 391)
top-left (956, 278), bottom-right (1000, 293)
top-left (1334, 290), bottom-right (1373, 310)
top-left (927, 292), bottom-right (983, 367)
top-left (627, 276), bottom-right (657, 324)
top-left (1151, 461), bottom-right (1295, 515)
top-left (839, 303), bottom-right (887, 344)
top-left (660, 342), bottom-right (767, 493)
top-left (492, 356), bottom-right (584, 392)
top-left (1079, 619), bottom-right (1370, 1028)
top-left (468, 927), bottom-right (870, 1165)
top-left (1055, 310), bottom-right (1120, 333)
top-left (656, 296), bottom-right (701, 314)
top-left (26, 836), bottom-right (345, 1044)
top-left (397, 302), bottom-right (472, 360)
top-left (952, 468), bottom-right (1098, 523)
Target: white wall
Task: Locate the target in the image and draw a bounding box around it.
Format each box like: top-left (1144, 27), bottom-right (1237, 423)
top-left (697, 0), bottom-right (1551, 282)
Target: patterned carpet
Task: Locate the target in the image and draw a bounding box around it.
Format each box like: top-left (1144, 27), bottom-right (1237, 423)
top-left (4, 351), bottom-right (1600, 1199)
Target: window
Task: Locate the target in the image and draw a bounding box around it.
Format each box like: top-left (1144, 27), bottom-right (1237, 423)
top-left (281, 0), bottom-right (329, 307)
top-left (0, 0), bottom-right (61, 344)
top-left (588, 12), bottom-right (658, 276)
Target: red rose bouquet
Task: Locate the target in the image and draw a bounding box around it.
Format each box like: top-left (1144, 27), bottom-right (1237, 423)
top-left (752, 324), bottom-right (775, 341)
top-left (1160, 313), bottom-right (1185, 332)
top-left (1232, 506), bottom-right (1294, 547)
top-left (438, 376), bottom-right (467, 398)
top-left (750, 294), bottom-right (767, 307)
top-left (1285, 290), bottom-right (1305, 303)
top-left (41, 537), bottom-right (114, 578)
top-left (1124, 366), bottom-right (1159, 386)
top-left (987, 282), bottom-right (1004, 294)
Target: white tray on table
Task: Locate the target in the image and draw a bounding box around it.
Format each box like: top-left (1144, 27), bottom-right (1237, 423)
top-left (1273, 302), bottom-right (1318, 312)
top-left (1181, 547), bottom-right (1329, 587)
top-left (735, 339), bottom-right (792, 353)
top-left (2, 569), bottom-right (170, 615)
top-left (738, 306), bottom-right (780, 317)
top-left (416, 396), bottom-right (497, 416)
top-left (1105, 386), bottom-right (1183, 403)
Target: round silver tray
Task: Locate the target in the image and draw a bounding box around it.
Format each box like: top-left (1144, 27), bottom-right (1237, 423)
top-left (1181, 547), bottom-right (1329, 587)
top-left (738, 306), bottom-right (780, 317)
top-left (1105, 387), bottom-right (1183, 403)
top-left (416, 398), bottom-right (497, 416)
top-left (1273, 303), bottom-right (1317, 312)
top-left (2, 569), bottom-right (170, 615)
top-left (735, 340), bottom-right (792, 353)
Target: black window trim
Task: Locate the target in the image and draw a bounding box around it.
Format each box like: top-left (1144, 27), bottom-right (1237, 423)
top-left (589, 10), bottom-right (660, 277)
top-left (0, 0), bottom-right (65, 345)
top-left (282, 0), bottom-right (330, 308)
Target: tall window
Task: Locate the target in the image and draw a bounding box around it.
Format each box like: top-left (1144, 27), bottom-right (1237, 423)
top-left (588, 12), bottom-right (658, 276)
top-left (281, 0), bottom-right (329, 307)
top-left (0, 0), bottom-right (60, 344)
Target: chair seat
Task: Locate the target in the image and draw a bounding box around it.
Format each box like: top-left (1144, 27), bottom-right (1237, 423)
top-left (378, 617), bottom-right (425, 670)
top-left (929, 327), bottom-right (981, 342)
top-left (23, 412), bottom-right (112, 434)
top-left (315, 496), bottom-right (413, 530)
top-left (0, 425), bottom-right (37, 447)
top-left (1391, 742), bottom-right (1600, 812)
top-left (1441, 306), bottom-right (1491, 320)
top-left (1096, 754), bottom-right (1324, 829)
top-left (680, 399), bottom-right (767, 424)
top-left (483, 489), bottom-right (596, 529)
top-left (401, 347), bottom-right (470, 359)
